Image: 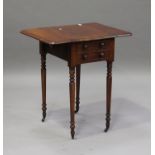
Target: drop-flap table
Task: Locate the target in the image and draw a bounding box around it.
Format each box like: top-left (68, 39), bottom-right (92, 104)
top-left (21, 22), bottom-right (132, 139)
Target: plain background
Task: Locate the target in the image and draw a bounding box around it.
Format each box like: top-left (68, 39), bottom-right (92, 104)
top-left (4, 0), bottom-right (150, 155)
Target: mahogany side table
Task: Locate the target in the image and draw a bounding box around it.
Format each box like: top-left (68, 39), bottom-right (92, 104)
top-left (21, 22), bottom-right (132, 139)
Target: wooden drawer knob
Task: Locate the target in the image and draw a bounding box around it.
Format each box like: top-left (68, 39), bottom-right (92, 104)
top-left (99, 52), bottom-right (105, 58)
top-left (100, 42), bottom-right (105, 47)
top-left (83, 44), bottom-right (88, 49)
top-left (82, 54), bottom-right (88, 60)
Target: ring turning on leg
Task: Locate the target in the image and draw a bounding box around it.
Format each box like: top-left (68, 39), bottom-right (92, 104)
top-left (69, 66), bottom-right (76, 139)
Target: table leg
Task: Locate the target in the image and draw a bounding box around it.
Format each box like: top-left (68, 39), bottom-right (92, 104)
top-left (69, 66), bottom-right (76, 139)
top-left (75, 65), bottom-right (81, 113)
top-left (40, 51), bottom-right (47, 122)
top-left (104, 61), bottom-right (112, 132)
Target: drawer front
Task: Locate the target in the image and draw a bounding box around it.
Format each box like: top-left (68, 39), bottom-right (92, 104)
top-left (70, 38), bottom-right (114, 66)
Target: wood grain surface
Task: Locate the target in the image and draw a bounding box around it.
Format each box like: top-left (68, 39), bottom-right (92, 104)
top-left (21, 22), bottom-right (132, 44)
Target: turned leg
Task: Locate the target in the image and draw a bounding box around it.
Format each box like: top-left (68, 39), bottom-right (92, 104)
top-left (75, 65), bottom-right (81, 113)
top-left (69, 66), bottom-right (76, 139)
top-left (40, 46), bottom-right (47, 122)
top-left (104, 61), bottom-right (112, 132)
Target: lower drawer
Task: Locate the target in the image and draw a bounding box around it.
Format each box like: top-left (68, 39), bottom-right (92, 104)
top-left (70, 38), bottom-right (115, 66)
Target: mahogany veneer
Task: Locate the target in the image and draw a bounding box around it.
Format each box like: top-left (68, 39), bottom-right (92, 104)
top-left (21, 22), bottom-right (132, 139)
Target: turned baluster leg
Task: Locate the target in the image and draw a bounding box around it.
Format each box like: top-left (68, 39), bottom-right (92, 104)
top-left (69, 66), bottom-right (76, 139)
top-left (40, 44), bottom-right (47, 122)
top-left (104, 61), bottom-right (113, 132)
top-left (75, 65), bottom-right (81, 113)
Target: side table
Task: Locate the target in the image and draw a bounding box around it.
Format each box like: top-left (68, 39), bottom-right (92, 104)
top-left (21, 22), bottom-right (132, 139)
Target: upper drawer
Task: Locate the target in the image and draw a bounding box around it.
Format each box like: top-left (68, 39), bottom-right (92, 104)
top-left (78, 39), bottom-right (111, 53)
top-left (70, 38), bottom-right (115, 66)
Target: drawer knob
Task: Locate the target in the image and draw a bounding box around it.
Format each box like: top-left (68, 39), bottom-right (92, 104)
top-left (99, 52), bottom-right (105, 58)
top-left (82, 54), bottom-right (88, 60)
top-left (83, 44), bottom-right (88, 49)
top-left (100, 42), bottom-right (105, 46)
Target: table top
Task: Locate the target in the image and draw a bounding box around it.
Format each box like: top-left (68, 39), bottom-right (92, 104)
top-left (21, 22), bottom-right (132, 45)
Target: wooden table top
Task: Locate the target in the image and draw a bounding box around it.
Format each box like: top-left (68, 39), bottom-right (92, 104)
top-left (21, 22), bottom-right (132, 45)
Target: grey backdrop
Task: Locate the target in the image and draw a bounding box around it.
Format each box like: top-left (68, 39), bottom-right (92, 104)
top-left (4, 0), bottom-right (150, 155)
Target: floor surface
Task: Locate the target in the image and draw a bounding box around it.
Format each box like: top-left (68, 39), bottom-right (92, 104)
top-left (4, 66), bottom-right (150, 155)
